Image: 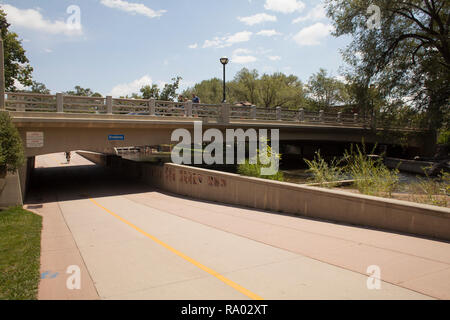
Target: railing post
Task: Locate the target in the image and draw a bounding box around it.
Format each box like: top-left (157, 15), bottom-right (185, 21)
top-left (185, 101), bottom-right (193, 117)
top-left (106, 96), bottom-right (113, 115)
top-left (56, 93), bottom-right (64, 113)
top-left (354, 113), bottom-right (358, 124)
top-left (337, 112), bottom-right (342, 124)
top-left (276, 106), bottom-right (282, 121)
top-left (148, 98), bottom-right (156, 116)
top-left (319, 110), bottom-right (324, 123)
top-left (250, 105), bottom-right (256, 120)
top-left (221, 103), bottom-right (230, 124)
top-left (298, 108), bottom-right (304, 122)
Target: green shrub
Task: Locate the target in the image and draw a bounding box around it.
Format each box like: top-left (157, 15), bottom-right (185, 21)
top-left (343, 144), bottom-right (399, 197)
top-left (0, 112), bottom-right (25, 176)
top-left (237, 139), bottom-right (284, 181)
top-left (304, 151), bottom-right (344, 187)
top-left (437, 129), bottom-right (450, 146)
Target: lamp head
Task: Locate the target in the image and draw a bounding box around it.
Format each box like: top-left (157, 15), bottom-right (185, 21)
top-left (220, 57), bottom-right (229, 65)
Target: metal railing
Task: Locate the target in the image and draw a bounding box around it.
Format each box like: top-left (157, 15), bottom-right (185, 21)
top-left (3, 92), bottom-right (415, 129)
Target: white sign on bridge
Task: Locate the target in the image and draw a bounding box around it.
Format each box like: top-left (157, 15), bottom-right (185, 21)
top-left (26, 132), bottom-right (44, 148)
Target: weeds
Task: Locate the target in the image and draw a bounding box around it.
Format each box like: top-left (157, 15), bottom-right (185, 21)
top-left (343, 144), bottom-right (399, 197)
top-left (304, 151), bottom-right (344, 188)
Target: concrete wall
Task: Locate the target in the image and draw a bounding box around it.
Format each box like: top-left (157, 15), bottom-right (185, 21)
top-left (108, 158), bottom-right (450, 241)
top-left (0, 171), bottom-right (23, 208)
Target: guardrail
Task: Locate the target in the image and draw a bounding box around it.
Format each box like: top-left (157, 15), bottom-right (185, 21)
top-left (3, 92), bottom-right (415, 128)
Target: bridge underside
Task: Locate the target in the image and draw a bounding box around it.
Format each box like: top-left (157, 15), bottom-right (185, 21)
top-left (12, 112), bottom-right (434, 158)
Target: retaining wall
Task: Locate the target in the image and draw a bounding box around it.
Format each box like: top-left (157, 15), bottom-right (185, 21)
top-left (108, 157), bottom-right (450, 241)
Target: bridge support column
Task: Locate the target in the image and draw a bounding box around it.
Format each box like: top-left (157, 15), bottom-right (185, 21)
top-left (319, 110), bottom-right (324, 123)
top-left (148, 98), bottom-right (156, 116)
top-left (250, 105), bottom-right (256, 120)
top-left (56, 93), bottom-right (64, 113)
top-left (354, 113), bottom-right (359, 124)
top-left (276, 106), bottom-right (282, 121)
top-left (185, 101), bottom-right (193, 117)
top-left (106, 96), bottom-right (113, 114)
top-left (298, 108), bottom-right (304, 122)
top-left (221, 103), bottom-right (230, 124)
top-left (337, 112), bottom-right (342, 124)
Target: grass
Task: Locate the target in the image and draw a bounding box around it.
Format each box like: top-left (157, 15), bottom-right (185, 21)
top-left (304, 151), bottom-right (344, 187)
top-left (407, 171), bottom-right (449, 207)
top-left (343, 144), bottom-right (399, 197)
top-left (304, 144), bottom-right (399, 197)
top-left (0, 206), bottom-right (42, 300)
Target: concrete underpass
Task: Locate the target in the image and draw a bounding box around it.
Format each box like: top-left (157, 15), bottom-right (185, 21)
top-left (25, 153), bottom-right (450, 300)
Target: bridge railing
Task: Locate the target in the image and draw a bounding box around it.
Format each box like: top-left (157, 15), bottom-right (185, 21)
top-left (4, 92), bottom-right (382, 128)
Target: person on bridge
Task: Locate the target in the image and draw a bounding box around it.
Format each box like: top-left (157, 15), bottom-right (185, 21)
top-left (192, 94), bottom-right (200, 104)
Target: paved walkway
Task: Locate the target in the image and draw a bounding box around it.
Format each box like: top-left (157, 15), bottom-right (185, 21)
top-left (27, 153), bottom-right (450, 300)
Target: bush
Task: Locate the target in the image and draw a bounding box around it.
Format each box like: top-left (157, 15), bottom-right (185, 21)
top-left (437, 129), bottom-right (450, 146)
top-left (304, 151), bottom-right (344, 187)
top-left (343, 144), bottom-right (399, 197)
top-left (0, 112), bottom-right (25, 176)
top-left (237, 139), bottom-right (284, 181)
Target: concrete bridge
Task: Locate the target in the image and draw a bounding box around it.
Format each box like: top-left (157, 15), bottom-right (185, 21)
top-left (0, 92), bottom-right (434, 206)
top-left (3, 92), bottom-right (434, 158)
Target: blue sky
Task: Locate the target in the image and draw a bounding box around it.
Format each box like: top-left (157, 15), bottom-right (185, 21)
top-left (2, 0), bottom-right (351, 97)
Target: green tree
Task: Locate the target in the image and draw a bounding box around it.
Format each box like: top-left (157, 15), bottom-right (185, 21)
top-left (64, 86), bottom-right (102, 97)
top-left (326, 0), bottom-right (450, 133)
top-left (0, 9), bottom-right (33, 91)
top-left (30, 81), bottom-right (50, 94)
top-left (183, 78), bottom-right (223, 104)
top-left (0, 112), bottom-right (24, 176)
top-left (231, 68), bottom-right (260, 104)
top-left (306, 69), bottom-right (347, 111)
top-left (140, 84), bottom-right (160, 99)
top-left (159, 76), bottom-right (182, 101)
top-left (258, 72), bottom-right (305, 109)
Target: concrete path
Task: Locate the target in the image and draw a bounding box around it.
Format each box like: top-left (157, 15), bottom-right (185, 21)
top-left (27, 153), bottom-right (450, 300)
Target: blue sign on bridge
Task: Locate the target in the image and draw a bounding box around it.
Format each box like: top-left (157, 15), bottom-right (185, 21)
top-left (108, 134), bottom-right (125, 141)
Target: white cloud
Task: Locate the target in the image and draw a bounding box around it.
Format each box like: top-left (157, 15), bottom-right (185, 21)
top-left (14, 79), bottom-right (27, 91)
top-left (202, 31), bottom-right (252, 48)
top-left (110, 75), bottom-right (152, 97)
top-left (268, 55), bottom-right (281, 61)
top-left (293, 22), bottom-right (332, 46)
top-left (264, 0), bottom-right (305, 14)
top-left (256, 29), bottom-right (282, 37)
top-left (188, 43), bottom-right (198, 49)
top-left (44, 48), bottom-right (53, 53)
top-left (232, 48), bottom-right (257, 64)
top-left (238, 13), bottom-right (277, 26)
top-left (1, 4), bottom-right (82, 36)
top-left (293, 4), bottom-right (327, 23)
top-left (100, 0), bottom-right (166, 18)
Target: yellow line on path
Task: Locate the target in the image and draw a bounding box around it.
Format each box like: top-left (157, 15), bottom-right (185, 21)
top-left (89, 198), bottom-right (264, 300)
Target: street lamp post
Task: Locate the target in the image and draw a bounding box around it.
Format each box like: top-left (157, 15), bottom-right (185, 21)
top-left (220, 57), bottom-right (229, 103)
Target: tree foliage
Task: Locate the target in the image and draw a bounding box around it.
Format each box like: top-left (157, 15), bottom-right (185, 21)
top-left (0, 9), bottom-right (33, 91)
top-left (326, 0), bottom-right (450, 132)
top-left (0, 112), bottom-right (24, 175)
top-left (183, 68), bottom-right (309, 109)
top-left (64, 86), bottom-right (102, 97)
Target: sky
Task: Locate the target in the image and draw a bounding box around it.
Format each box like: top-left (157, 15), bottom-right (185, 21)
top-left (2, 0), bottom-right (352, 97)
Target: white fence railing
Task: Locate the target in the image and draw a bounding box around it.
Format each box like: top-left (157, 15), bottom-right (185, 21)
top-left (3, 92), bottom-right (377, 127)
